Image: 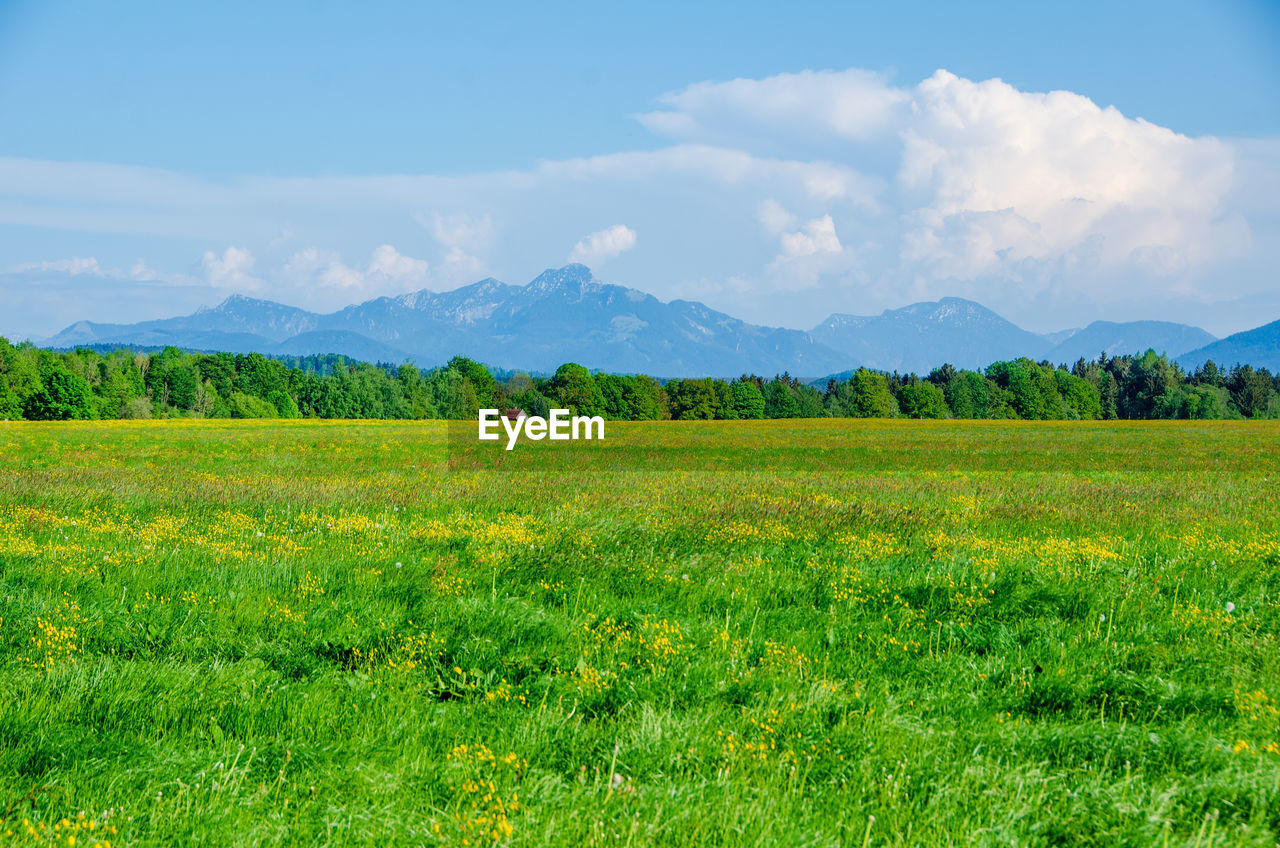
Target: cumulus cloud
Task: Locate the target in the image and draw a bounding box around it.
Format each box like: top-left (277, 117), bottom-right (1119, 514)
top-left (568, 225), bottom-right (637, 265)
top-left (368, 244), bottom-right (430, 281)
top-left (756, 199), bottom-right (798, 236)
top-left (764, 215), bottom-right (856, 292)
top-left (282, 247), bottom-right (359, 290)
top-left (629, 66), bottom-right (1255, 311)
top-left (639, 69), bottom-right (910, 146)
top-left (284, 244), bottom-right (431, 296)
top-left (0, 66), bottom-right (1274, 335)
top-left (422, 212), bottom-right (493, 283)
top-left (202, 247), bottom-right (262, 291)
top-left (129, 259), bottom-right (162, 281)
top-left (779, 215), bottom-right (842, 258)
top-left (897, 70), bottom-right (1241, 288)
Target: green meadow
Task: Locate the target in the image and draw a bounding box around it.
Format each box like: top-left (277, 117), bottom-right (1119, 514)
top-left (1, 419), bottom-right (1279, 846)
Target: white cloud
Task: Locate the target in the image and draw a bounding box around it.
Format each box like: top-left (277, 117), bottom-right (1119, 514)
top-left (202, 246), bottom-right (261, 291)
top-left (10, 256), bottom-right (102, 275)
top-left (628, 67), bottom-right (1258, 312)
top-left (639, 69), bottom-right (909, 145)
top-left (127, 258), bottom-right (177, 282)
top-left (7, 255), bottom-right (195, 288)
top-left (779, 215), bottom-right (842, 258)
top-left (896, 70), bottom-right (1242, 290)
top-left (282, 247), bottom-right (359, 290)
top-left (368, 244), bottom-right (430, 281)
top-left (539, 144), bottom-right (880, 205)
top-left (283, 244), bottom-right (431, 296)
top-left (568, 224), bottom-right (637, 265)
top-left (423, 212), bottom-right (493, 283)
top-left (765, 215), bottom-right (856, 293)
top-left (0, 66), bottom-right (1275, 336)
top-left (756, 199), bottom-right (797, 236)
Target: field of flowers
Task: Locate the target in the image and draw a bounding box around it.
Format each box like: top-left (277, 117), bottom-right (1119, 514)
top-left (1, 419), bottom-right (1279, 846)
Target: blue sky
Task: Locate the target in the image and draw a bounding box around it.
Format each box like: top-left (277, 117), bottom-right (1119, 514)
top-left (2, 0), bottom-right (1279, 339)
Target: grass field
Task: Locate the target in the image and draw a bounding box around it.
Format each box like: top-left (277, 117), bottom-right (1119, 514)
top-left (2, 419), bottom-right (1280, 846)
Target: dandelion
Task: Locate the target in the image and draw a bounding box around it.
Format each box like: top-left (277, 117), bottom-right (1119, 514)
top-left (1225, 602), bottom-right (1236, 614)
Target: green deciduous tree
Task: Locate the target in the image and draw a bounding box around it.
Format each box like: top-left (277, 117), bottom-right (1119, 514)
top-left (25, 357), bottom-right (96, 420)
top-left (730, 380), bottom-right (766, 419)
top-left (549, 363), bottom-right (605, 416)
top-left (763, 379), bottom-right (801, 418)
top-left (229, 392), bottom-right (278, 418)
top-left (897, 380), bottom-right (949, 419)
top-left (447, 357), bottom-right (499, 409)
top-left (667, 378), bottom-right (725, 420)
top-left (847, 369), bottom-right (898, 418)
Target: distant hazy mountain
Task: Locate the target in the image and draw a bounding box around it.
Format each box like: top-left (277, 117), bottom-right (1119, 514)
top-left (48, 295), bottom-right (321, 352)
top-left (1041, 328), bottom-right (1081, 346)
top-left (1046, 320), bottom-right (1216, 364)
top-left (809, 298), bottom-right (1051, 374)
top-left (39, 265), bottom-right (1272, 377)
top-left (1176, 319), bottom-right (1280, 371)
top-left (43, 265), bottom-right (850, 378)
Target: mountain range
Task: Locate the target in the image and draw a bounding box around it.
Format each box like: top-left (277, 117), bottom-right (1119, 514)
top-left (1175, 318), bottom-right (1280, 372)
top-left (38, 264), bottom-right (1278, 377)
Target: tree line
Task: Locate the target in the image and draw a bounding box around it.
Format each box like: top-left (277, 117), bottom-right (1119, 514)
top-left (2, 337), bottom-right (1277, 422)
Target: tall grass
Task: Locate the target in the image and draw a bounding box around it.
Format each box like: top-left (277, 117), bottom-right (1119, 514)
top-left (1, 419), bottom-right (1278, 846)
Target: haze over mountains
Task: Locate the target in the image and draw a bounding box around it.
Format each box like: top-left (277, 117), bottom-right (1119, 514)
top-left (39, 264), bottom-right (1278, 377)
top-left (1175, 319), bottom-right (1280, 372)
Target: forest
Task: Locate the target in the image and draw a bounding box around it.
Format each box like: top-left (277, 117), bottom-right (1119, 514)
top-left (1, 336), bottom-right (1278, 422)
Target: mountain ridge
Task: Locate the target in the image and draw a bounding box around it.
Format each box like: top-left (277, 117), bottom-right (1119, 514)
top-left (1045, 320), bottom-right (1217, 365)
top-left (1176, 319), bottom-right (1280, 372)
top-left (810, 297), bottom-right (1053, 373)
top-left (38, 264), bottom-right (1269, 377)
top-left (44, 265), bottom-right (851, 378)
